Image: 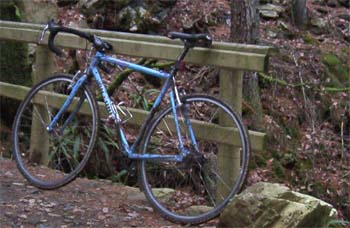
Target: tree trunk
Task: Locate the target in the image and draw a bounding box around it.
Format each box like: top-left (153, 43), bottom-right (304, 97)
top-left (292, 0), bottom-right (308, 29)
top-left (217, 0), bottom-right (262, 199)
top-left (231, 0), bottom-right (263, 131)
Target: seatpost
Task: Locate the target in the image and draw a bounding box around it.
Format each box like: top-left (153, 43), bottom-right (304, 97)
top-left (171, 43), bottom-right (191, 106)
top-left (170, 44), bottom-right (191, 76)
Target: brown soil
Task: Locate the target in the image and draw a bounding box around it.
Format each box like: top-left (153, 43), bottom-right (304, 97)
top-left (0, 159), bottom-right (218, 227)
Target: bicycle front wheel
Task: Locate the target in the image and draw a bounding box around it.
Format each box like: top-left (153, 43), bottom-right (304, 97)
top-left (12, 75), bottom-right (99, 189)
top-left (139, 94), bottom-right (250, 224)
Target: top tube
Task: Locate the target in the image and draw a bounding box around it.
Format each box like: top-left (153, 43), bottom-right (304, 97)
top-left (98, 53), bottom-right (171, 79)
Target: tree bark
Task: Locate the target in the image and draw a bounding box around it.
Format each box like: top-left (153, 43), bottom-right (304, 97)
top-left (292, 0), bottom-right (308, 29)
top-left (217, 0), bottom-right (262, 199)
top-left (231, 0), bottom-right (263, 131)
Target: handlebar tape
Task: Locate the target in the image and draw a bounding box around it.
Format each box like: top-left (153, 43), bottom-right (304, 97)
top-left (47, 20), bottom-right (95, 57)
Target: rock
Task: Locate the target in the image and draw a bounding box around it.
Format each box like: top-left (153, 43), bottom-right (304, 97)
top-left (267, 30), bottom-right (278, 38)
top-left (259, 9), bottom-right (279, 19)
top-left (152, 188), bottom-right (175, 203)
top-left (125, 186), bottom-right (147, 201)
top-left (310, 17), bottom-right (329, 34)
top-left (19, 0), bottom-right (58, 23)
top-left (219, 182), bottom-right (337, 227)
top-left (102, 207), bottom-right (109, 213)
top-left (79, 0), bottom-right (104, 14)
top-left (19, 214), bottom-right (28, 219)
top-left (257, 4), bottom-right (284, 19)
top-left (185, 205), bottom-right (212, 216)
top-left (117, 6), bottom-right (137, 31)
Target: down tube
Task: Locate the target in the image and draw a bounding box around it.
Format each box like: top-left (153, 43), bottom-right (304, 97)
top-left (91, 67), bottom-right (131, 153)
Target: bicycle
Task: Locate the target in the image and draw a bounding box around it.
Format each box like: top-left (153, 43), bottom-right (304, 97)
top-left (12, 20), bottom-right (250, 224)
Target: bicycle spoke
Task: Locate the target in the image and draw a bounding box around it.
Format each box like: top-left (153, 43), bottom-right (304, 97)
top-left (141, 95), bottom-right (250, 223)
top-left (13, 75), bottom-right (98, 189)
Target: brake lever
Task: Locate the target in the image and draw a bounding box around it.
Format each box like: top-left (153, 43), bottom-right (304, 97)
top-left (38, 24), bottom-right (49, 44)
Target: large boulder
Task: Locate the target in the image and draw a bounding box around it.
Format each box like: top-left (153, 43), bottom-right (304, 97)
top-left (219, 182), bottom-right (337, 227)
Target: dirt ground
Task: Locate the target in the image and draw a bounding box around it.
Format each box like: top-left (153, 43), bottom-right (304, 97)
top-left (0, 158), bottom-right (218, 227)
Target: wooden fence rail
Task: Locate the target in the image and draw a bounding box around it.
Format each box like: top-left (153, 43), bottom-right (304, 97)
top-left (0, 20), bottom-right (273, 181)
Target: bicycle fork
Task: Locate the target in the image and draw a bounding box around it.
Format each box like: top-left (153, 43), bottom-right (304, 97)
top-left (46, 74), bottom-right (88, 134)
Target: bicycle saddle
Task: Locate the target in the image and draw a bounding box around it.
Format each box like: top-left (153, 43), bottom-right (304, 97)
top-left (168, 32), bottom-right (212, 47)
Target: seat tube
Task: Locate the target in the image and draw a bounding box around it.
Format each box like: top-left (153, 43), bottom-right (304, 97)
top-left (170, 91), bottom-right (186, 153)
top-left (182, 104), bottom-right (200, 152)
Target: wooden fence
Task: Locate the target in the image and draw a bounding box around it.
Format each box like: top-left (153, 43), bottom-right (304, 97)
top-left (0, 20), bottom-right (273, 180)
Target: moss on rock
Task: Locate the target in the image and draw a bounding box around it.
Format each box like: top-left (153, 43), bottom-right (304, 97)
top-left (322, 53), bottom-right (350, 87)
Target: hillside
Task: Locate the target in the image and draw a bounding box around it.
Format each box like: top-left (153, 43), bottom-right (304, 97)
top-left (0, 0), bottom-right (349, 222)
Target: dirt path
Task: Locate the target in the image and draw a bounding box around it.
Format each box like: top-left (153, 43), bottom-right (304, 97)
top-left (0, 158), bottom-right (218, 227)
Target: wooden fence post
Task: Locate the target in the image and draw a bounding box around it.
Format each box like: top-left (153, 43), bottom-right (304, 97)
top-left (217, 68), bottom-right (243, 200)
top-left (29, 45), bottom-right (55, 165)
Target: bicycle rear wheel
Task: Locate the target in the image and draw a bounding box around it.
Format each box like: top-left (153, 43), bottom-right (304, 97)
top-left (12, 75), bottom-right (99, 189)
top-left (139, 94), bottom-right (250, 224)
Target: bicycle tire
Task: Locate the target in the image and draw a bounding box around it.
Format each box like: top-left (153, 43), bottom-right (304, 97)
top-left (139, 94), bottom-right (250, 224)
top-left (12, 75), bottom-right (99, 189)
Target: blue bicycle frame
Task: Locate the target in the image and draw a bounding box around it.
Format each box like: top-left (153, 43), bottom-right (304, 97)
top-left (46, 50), bottom-right (198, 162)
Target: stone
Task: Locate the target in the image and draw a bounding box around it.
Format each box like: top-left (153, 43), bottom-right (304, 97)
top-left (117, 6), bottom-right (137, 31)
top-left (310, 16), bottom-right (329, 34)
top-left (152, 188), bottom-right (175, 203)
top-left (219, 182), bottom-right (337, 227)
top-left (79, 0), bottom-right (104, 14)
top-left (267, 30), bottom-right (278, 38)
top-left (185, 205), bottom-right (213, 216)
top-left (257, 4), bottom-right (284, 19)
top-left (125, 186), bottom-right (147, 201)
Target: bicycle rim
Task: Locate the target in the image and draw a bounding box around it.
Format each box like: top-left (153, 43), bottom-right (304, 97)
top-left (12, 75), bottom-right (99, 189)
top-left (140, 94), bottom-right (250, 224)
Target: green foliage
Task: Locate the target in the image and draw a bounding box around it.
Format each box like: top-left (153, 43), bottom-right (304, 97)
top-left (131, 88), bottom-right (160, 111)
top-left (14, 4), bottom-right (21, 18)
top-left (280, 151), bottom-right (296, 168)
top-left (251, 153), bottom-right (267, 169)
top-left (322, 53), bottom-right (350, 86)
top-left (272, 159), bottom-right (285, 179)
top-left (303, 33), bottom-right (318, 44)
